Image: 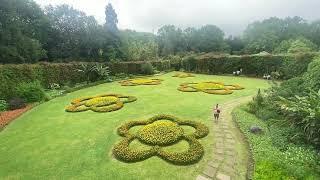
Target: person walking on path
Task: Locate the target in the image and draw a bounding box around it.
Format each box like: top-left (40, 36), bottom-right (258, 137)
top-left (213, 104), bottom-right (221, 122)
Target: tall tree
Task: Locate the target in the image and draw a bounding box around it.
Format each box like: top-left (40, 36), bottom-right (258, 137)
top-left (157, 25), bottom-right (185, 56)
top-left (120, 30), bottom-right (158, 61)
top-left (105, 3), bottom-right (118, 33)
top-left (45, 4), bottom-right (105, 60)
top-left (195, 25), bottom-right (227, 52)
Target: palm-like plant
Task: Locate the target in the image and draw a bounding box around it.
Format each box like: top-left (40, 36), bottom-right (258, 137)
top-left (94, 63), bottom-right (111, 80)
top-left (77, 63), bottom-right (96, 84)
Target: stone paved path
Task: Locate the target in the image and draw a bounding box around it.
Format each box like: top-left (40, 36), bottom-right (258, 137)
top-left (196, 96), bottom-right (253, 180)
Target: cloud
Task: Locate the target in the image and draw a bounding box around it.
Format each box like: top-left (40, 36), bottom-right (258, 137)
top-left (35, 0), bottom-right (320, 35)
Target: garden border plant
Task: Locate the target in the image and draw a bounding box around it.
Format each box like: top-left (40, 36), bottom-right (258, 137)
top-left (65, 94), bottom-right (137, 113)
top-left (232, 105), bottom-right (320, 179)
top-left (119, 78), bottom-right (163, 86)
top-left (178, 82), bottom-right (244, 95)
top-left (113, 114), bottom-right (209, 165)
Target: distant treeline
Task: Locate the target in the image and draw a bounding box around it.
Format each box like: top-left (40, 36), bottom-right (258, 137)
top-left (1, 0), bottom-right (320, 63)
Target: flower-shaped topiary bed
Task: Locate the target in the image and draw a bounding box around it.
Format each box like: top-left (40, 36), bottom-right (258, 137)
top-left (119, 78), bottom-right (163, 86)
top-left (172, 72), bottom-right (195, 78)
top-left (113, 114), bottom-right (209, 165)
top-left (65, 94), bottom-right (137, 113)
top-left (178, 82), bottom-right (244, 95)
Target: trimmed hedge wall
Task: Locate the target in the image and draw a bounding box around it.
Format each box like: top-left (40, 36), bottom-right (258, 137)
top-left (0, 53), bottom-right (316, 99)
top-left (0, 61), bottom-right (171, 99)
top-left (181, 53), bottom-right (317, 78)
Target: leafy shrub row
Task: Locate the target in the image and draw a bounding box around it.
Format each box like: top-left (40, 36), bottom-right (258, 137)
top-left (113, 114), bottom-right (209, 165)
top-left (0, 61), bottom-right (172, 100)
top-left (16, 81), bottom-right (48, 103)
top-left (232, 106), bottom-right (320, 179)
top-left (65, 94), bottom-right (137, 113)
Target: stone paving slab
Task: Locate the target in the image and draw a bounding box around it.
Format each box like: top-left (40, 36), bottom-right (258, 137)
top-left (203, 166), bottom-right (217, 178)
top-left (216, 173), bottom-right (231, 180)
top-left (196, 175), bottom-right (211, 180)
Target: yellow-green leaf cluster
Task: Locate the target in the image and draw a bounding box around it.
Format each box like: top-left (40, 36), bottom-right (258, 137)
top-left (178, 81), bottom-right (244, 95)
top-left (119, 78), bottom-right (163, 86)
top-left (65, 94), bottom-right (137, 113)
top-left (172, 72), bottom-right (195, 78)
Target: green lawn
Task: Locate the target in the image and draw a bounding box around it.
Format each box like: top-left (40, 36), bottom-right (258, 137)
top-left (0, 72), bottom-right (270, 179)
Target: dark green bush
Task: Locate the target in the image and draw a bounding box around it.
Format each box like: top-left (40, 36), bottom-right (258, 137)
top-left (255, 109), bottom-right (278, 121)
top-left (141, 62), bottom-right (154, 75)
top-left (0, 100), bottom-right (8, 111)
top-left (278, 90), bottom-right (320, 148)
top-left (303, 56), bottom-right (320, 90)
top-left (8, 97), bottom-right (26, 110)
top-left (16, 81), bottom-right (47, 102)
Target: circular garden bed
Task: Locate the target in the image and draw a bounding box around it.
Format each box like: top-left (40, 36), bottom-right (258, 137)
top-left (113, 114), bottom-right (209, 165)
top-left (178, 81), bottom-right (244, 95)
top-left (65, 94), bottom-right (137, 113)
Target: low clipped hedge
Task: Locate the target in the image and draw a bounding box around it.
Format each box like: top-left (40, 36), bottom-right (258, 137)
top-left (1, 53), bottom-right (316, 100)
top-left (181, 53), bottom-right (317, 78)
top-left (113, 114), bottom-right (209, 165)
top-left (178, 82), bottom-right (244, 95)
top-left (119, 78), bottom-right (163, 86)
top-left (65, 94), bottom-right (137, 113)
top-left (0, 53), bottom-right (316, 100)
top-left (0, 61), bottom-right (171, 100)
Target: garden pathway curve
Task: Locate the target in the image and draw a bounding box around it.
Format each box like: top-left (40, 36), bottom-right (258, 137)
top-left (196, 96), bottom-right (253, 180)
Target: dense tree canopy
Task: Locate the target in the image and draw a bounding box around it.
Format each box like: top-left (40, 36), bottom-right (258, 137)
top-left (105, 3), bottom-right (118, 33)
top-left (243, 16), bottom-right (317, 53)
top-left (1, 0), bottom-right (320, 64)
top-left (0, 0), bottom-right (48, 63)
top-left (120, 30), bottom-right (158, 61)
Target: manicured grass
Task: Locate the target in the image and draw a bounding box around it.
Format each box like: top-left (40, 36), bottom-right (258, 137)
top-left (0, 72), bottom-right (270, 179)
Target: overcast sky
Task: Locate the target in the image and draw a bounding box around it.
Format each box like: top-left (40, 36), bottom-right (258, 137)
top-left (35, 0), bottom-right (320, 35)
